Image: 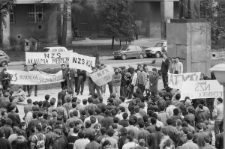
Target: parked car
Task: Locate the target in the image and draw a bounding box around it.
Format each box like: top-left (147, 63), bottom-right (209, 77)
top-left (113, 45), bottom-right (146, 60)
top-left (43, 47), bottom-right (68, 52)
top-left (0, 50), bottom-right (10, 66)
top-left (145, 41), bottom-right (167, 58)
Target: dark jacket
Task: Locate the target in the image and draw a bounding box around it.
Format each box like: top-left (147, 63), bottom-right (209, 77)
top-left (148, 131), bottom-right (164, 149)
top-left (0, 137), bottom-right (12, 149)
top-left (149, 72), bottom-right (159, 93)
top-left (161, 58), bottom-right (170, 73)
top-left (216, 133), bottom-right (223, 149)
top-left (7, 111), bottom-right (21, 127)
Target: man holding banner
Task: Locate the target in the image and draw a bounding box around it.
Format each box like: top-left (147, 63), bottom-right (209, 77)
top-left (28, 64), bottom-right (39, 97)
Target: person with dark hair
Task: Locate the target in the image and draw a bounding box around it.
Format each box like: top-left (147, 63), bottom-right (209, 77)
top-left (7, 104), bottom-right (21, 127)
top-left (213, 97), bottom-right (224, 135)
top-left (180, 132), bottom-right (199, 149)
top-left (162, 119), bottom-right (178, 144)
top-left (118, 128), bottom-right (128, 149)
top-left (76, 69), bottom-right (86, 96)
top-left (126, 118), bottom-right (139, 139)
top-left (184, 107), bottom-right (195, 127)
top-left (85, 133), bottom-right (101, 149)
top-left (30, 124), bottom-right (46, 149)
top-left (149, 68), bottom-right (159, 97)
top-left (195, 104), bottom-right (210, 124)
top-left (42, 94), bottom-right (51, 109)
top-left (96, 97), bottom-right (106, 111)
top-left (0, 128), bottom-right (12, 149)
top-left (118, 113), bottom-right (129, 127)
top-left (146, 117), bottom-right (157, 133)
top-left (0, 68), bottom-right (11, 90)
top-left (58, 87), bottom-right (67, 104)
top-left (215, 131), bottom-right (223, 149)
top-left (161, 52), bottom-right (170, 89)
top-left (137, 121), bottom-right (150, 147)
top-left (101, 110), bottom-right (114, 130)
top-left (122, 135), bottom-right (138, 149)
top-left (74, 131), bottom-right (90, 149)
top-left (56, 100), bottom-right (68, 121)
top-left (1, 118), bottom-right (13, 139)
top-left (100, 129), bottom-right (118, 149)
top-left (193, 123), bottom-right (211, 148)
top-left (148, 125), bottom-right (164, 149)
top-left (28, 64), bottom-right (39, 97)
top-left (84, 120), bottom-right (95, 138)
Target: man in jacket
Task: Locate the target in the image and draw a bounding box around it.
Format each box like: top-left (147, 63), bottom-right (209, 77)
top-left (149, 68), bottom-right (159, 97)
top-left (112, 68), bottom-right (122, 98)
top-left (28, 64), bottom-right (39, 97)
top-left (161, 52), bottom-right (170, 89)
top-left (61, 64), bottom-right (67, 90)
top-left (148, 125), bottom-right (164, 149)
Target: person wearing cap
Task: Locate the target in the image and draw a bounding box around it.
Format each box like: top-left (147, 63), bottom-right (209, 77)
top-left (22, 64), bottom-right (30, 94)
top-left (0, 128), bottom-right (12, 149)
top-left (12, 86), bottom-right (26, 103)
top-left (28, 64), bottom-right (39, 97)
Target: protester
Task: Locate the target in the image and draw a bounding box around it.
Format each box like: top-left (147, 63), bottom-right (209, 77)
top-left (28, 64), bottom-right (39, 97)
top-left (161, 52), bottom-right (170, 89)
top-left (12, 86), bottom-right (26, 103)
top-left (0, 62), bottom-right (222, 149)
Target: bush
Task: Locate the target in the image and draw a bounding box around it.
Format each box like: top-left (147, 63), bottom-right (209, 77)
top-left (8, 36), bottom-right (18, 50)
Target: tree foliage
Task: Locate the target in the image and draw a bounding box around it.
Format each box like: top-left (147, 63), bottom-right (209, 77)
top-left (99, 0), bottom-right (135, 49)
top-left (0, 0), bottom-right (15, 27)
top-left (201, 0), bottom-right (225, 46)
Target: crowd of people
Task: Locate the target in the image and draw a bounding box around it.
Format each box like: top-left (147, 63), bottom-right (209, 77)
top-left (0, 52), bottom-right (222, 149)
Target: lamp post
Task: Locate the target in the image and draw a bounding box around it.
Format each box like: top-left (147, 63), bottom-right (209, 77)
top-left (210, 63), bottom-right (225, 146)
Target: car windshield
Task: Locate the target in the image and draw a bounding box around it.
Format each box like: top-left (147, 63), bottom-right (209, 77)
top-left (120, 46), bottom-right (128, 51)
top-left (155, 43), bottom-right (163, 47)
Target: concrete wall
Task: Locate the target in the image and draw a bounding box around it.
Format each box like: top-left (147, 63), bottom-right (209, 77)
top-left (167, 20), bottom-right (211, 76)
top-left (11, 4), bottom-right (58, 41)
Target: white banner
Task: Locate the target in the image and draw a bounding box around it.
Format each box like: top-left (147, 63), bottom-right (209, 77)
top-left (69, 53), bottom-right (96, 72)
top-left (7, 70), bottom-right (64, 85)
top-left (181, 80), bottom-right (223, 100)
top-left (168, 72), bottom-right (201, 89)
top-left (26, 51), bottom-right (72, 65)
top-left (90, 66), bottom-right (114, 86)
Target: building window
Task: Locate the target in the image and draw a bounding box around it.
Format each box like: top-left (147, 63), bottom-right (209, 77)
top-left (28, 4), bottom-right (43, 23)
top-left (10, 7), bottom-right (15, 23)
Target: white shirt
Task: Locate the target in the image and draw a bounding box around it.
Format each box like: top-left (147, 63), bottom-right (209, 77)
top-left (122, 142), bottom-right (138, 149)
top-left (166, 105), bottom-right (176, 118)
top-left (174, 62), bottom-right (183, 74)
top-left (73, 138), bottom-right (90, 149)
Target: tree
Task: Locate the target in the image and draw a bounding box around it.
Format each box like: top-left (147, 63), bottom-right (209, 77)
top-left (99, 0), bottom-right (135, 49)
top-left (0, 0), bottom-right (15, 46)
top-left (201, 0), bottom-right (225, 46)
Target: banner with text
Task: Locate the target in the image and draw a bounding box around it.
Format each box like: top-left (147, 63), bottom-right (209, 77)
top-left (181, 80), bottom-right (223, 100)
top-left (26, 51), bottom-right (72, 65)
top-left (7, 70), bottom-right (64, 85)
top-left (168, 72), bottom-right (201, 89)
top-left (69, 53), bottom-right (96, 72)
top-left (90, 66), bottom-right (114, 86)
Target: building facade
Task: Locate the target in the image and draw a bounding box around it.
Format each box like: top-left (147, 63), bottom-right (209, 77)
top-left (75, 0), bottom-right (179, 39)
top-left (2, 0), bottom-right (72, 46)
